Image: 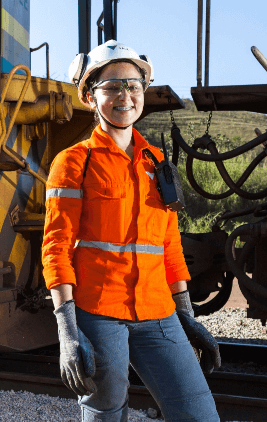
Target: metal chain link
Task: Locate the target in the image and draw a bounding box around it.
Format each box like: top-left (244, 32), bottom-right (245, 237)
top-left (205, 111), bottom-right (213, 135)
top-left (168, 97), bottom-right (175, 125)
top-left (168, 97), bottom-right (213, 135)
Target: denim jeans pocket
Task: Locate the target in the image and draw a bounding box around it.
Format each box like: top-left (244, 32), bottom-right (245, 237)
top-left (159, 312), bottom-right (189, 344)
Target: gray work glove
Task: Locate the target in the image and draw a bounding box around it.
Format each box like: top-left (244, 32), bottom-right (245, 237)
top-left (54, 300), bottom-right (97, 396)
top-left (173, 290), bottom-right (221, 374)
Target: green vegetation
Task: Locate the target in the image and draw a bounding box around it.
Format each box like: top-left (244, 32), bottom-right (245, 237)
top-left (134, 99), bottom-right (267, 237)
top-left (136, 99), bottom-right (267, 147)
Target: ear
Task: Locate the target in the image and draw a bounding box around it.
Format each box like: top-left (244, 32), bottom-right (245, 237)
top-left (86, 91), bottom-right (97, 110)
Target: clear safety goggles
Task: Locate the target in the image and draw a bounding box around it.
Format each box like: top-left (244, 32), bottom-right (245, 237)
top-left (91, 78), bottom-right (146, 97)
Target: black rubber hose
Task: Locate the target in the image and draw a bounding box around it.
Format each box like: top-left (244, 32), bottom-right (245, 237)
top-left (208, 143), bottom-right (267, 199)
top-left (186, 154), bottom-right (232, 199)
top-left (238, 236), bottom-right (257, 269)
top-left (254, 203), bottom-right (267, 217)
top-left (171, 124), bottom-right (267, 162)
top-left (237, 238), bottom-right (267, 311)
top-left (193, 271), bottom-right (234, 317)
top-left (225, 224), bottom-right (267, 297)
top-left (216, 202), bottom-right (267, 223)
top-left (186, 150), bottom-right (267, 200)
top-left (239, 281), bottom-right (267, 311)
top-left (172, 139), bottom-right (179, 166)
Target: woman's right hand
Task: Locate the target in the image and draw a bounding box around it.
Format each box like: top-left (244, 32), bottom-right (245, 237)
top-left (54, 300), bottom-right (97, 396)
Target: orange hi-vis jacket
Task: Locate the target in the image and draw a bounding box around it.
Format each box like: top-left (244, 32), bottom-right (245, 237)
top-left (42, 124), bottom-right (190, 320)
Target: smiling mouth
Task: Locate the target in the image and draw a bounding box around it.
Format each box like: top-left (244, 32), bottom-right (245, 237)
top-left (114, 106), bottom-right (134, 111)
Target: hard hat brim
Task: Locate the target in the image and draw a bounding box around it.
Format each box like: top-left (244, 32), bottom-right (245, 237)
top-left (78, 58), bottom-right (151, 102)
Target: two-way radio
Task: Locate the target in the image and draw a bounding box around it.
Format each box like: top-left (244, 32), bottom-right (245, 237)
top-left (144, 133), bottom-right (185, 212)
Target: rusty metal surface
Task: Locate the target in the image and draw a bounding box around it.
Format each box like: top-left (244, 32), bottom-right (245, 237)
top-left (0, 303), bottom-right (58, 352)
top-left (191, 84), bottom-right (267, 113)
top-left (142, 85), bottom-right (185, 112)
top-left (9, 205), bottom-right (45, 232)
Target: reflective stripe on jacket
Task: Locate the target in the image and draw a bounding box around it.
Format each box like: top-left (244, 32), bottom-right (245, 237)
top-left (42, 124), bottom-right (190, 320)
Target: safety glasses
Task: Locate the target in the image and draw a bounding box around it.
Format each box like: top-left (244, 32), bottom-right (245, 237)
top-left (91, 78), bottom-right (146, 97)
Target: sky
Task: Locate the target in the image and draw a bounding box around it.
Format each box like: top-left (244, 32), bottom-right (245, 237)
top-left (30, 0), bottom-right (267, 100)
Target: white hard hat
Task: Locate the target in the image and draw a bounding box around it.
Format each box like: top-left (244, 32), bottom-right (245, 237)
top-left (68, 40), bottom-right (154, 104)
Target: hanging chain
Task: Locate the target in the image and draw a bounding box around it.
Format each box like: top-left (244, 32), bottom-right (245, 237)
top-left (205, 111), bottom-right (213, 135)
top-left (168, 97), bottom-right (175, 125)
top-left (168, 96), bottom-right (212, 135)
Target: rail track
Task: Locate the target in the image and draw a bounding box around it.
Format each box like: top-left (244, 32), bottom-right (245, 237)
top-left (0, 342), bottom-right (266, 421)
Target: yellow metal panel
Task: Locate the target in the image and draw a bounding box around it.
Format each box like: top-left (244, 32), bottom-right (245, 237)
top-left (0, 74), bottom-right (86, 111)
top-left (0, 126), bottom-right (43, 286)
top-left (0, 172), bottom-right (17, 232)
top-left (0, 126), bottom-right (32, 233)
top-left (1, 8), bottom-right (29, 51)
top-left (8, 232), bottom-right (28, 283)
top-left (10, 180), bottom-right (44, 289)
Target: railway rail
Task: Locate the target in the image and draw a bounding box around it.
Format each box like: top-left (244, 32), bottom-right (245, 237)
top-left (0, 342), bottom-right (266, 421)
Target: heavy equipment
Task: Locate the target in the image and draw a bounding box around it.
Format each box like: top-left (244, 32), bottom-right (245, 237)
top-left (0, 0), bottom-right (266, 352)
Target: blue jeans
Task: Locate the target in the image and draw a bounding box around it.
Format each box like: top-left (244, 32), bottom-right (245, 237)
top-left (76, 308), bottom-right (220, 422)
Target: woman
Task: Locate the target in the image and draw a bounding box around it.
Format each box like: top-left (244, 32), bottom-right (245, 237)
top-left (42, 40), bottom-right (220, 422)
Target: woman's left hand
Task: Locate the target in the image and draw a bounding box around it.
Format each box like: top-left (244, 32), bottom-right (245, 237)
top-left (173, 291), bottom-right (221, 374)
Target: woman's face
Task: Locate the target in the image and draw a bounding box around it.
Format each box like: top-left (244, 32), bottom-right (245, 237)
top-left (87, 62), bottom-right (144, 129)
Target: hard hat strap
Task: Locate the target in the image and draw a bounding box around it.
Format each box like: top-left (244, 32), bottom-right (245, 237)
top-left (89, 88), bottom-right (131, 130)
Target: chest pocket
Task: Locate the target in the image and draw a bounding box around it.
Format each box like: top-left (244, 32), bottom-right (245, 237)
top-left (81, 185), bottom-right (126, 244)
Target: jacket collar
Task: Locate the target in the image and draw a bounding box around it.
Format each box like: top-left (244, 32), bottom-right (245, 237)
top-left (88, 124), bottom-right (155, 156)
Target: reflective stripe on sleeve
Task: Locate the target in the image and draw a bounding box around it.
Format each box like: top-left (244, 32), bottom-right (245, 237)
top-left (46, 188), bottom-right (83, 200)
top-left (75, 240), bottom-right (164, 255)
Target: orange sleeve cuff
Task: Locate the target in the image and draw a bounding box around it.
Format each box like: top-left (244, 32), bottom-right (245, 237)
top-left (43, 265), bottom-right (77, 290)
top-left (166, 266), bottom-right (191, 284)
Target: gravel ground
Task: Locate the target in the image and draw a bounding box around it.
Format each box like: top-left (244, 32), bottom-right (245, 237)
top-left (0, 390), bottom-right (163, 422)
top-left (196, 307), bottom-right (267, 377)
top-left (0, 307), bottom-right (266, 421)
top-left (196, 307), bottom-right (267, 345)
